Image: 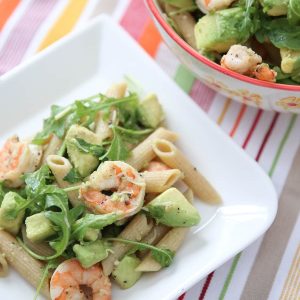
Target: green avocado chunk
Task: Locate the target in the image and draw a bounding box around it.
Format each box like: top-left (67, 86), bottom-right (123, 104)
top-left (280, 48), bottom-right (300, 74)
top-left (194, 7), bottom-right (255, 53)
top-left (83, 227), bottom-right (100, 242)
top-left (0, 192), bottom-right (26, 235)
top-left (73, 240), bottom-right (110, 268)
top-left (25, 212), bottom-right (56, 243)
top-left (66, 125), bottom-right (102, 177)
top-left (146, 188), bottom-right (200, 227)
top-left (137, 94), bottom-right (164, 128)
top-left (112, 255), bottom-right (142, 289)
top-left (259, 0), bottom-right (288, 16)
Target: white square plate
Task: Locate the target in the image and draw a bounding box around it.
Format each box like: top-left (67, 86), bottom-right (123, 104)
top-left (0, 16), bottom-right (277, 300)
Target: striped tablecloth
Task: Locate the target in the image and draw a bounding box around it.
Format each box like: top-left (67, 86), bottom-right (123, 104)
top-left (0, 1), bottom-right (299, 299)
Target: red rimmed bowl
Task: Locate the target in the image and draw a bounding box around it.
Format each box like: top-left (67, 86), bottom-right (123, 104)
top-left (145, 0), bottom-right (300, 113)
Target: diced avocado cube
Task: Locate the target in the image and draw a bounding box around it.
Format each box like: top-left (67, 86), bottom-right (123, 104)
top-left (66, 125), bottom-right (102, 177)
top-left (0, 192), bottom-right (25, 235)
top-left (194, 7), bottom-right (253, 53)
top-left (25, 212), bottom-right (56, 243)
top-left (146, 188), bottom-right (200, 227)
top-left (84, 227), bottom-right (100, 242)
top-left (112, 255), bottom-right (142, 289)
top-left (137, 94), bottom-right (164, 128)
top-left (280, 48), bottom-right (300, 74)
top-left (73, 240), bottom-right (110, 268)
top-left (259, 0), bottom-right (288, 16)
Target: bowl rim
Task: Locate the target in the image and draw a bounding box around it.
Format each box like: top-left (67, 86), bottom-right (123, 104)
top-left (146, 0), bottom-right (300, 92)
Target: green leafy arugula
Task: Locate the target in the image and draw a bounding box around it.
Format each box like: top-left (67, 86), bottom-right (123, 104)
top-left (106, 237), bottom-right (175, 267)
top-left (63, 168), bottom-right (83, 183)
top-left (288, 0), bottom-right (300, 25)
top-left (71, 138), bottom-right (106, 157)
top-left (32, 93), bottom-right (139, 145)
top-left (71, 213), bottom-right (119, 242)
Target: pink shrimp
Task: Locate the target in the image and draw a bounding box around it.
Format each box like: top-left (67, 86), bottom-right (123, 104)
top-left (50, 259), bottom-right (111, 300)
top-left (143, 161), bottom-right (170, 172)
top-left (80, 161), bottom-right (145, 219)
top-left (0, 136), bottom-right (42, 187)
top-left (252, 63), bottom-right (277, 82)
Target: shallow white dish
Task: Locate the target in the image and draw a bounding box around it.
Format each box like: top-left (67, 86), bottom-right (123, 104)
top-left (0, 15), bottom-right (277, 300)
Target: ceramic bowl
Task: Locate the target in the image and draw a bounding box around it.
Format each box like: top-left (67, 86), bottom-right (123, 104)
top-left (146, 0), bottom-right (300, 113)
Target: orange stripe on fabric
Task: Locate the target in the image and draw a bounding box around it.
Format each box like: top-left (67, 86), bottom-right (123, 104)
top-left (217, 98), bottom-right (231, 125)
top-left (0, 0), bottom-right (20, 30)
top-left (229, 104), bottom-right (247, 137)
top-left (38, 0), bottom-right (88, 51)
top-left (138, 18), bottom-right (162, 57)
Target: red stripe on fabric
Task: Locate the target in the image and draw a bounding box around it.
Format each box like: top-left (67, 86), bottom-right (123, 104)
top-left (242, 109), bottom-right (263, 149)
top-left (190, 80), bottom-right (216, 113)
top-left (199, 272), bottom-right (214, 300)
top-left (230, 104), bottom-right (247, 137)
top-left (0, 0), bottom-right (57, 75)
top-left (255, 113), bottom-right (279, 161)
top-left (0, 0), bottom-right (20, 31)
top-left (119, 0), bottom-right (149, 40)
top-left (178, 293), bottom-right (186, 300)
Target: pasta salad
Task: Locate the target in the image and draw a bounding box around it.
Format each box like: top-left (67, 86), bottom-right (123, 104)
top-left (0, 81), bottom-right (221, 300)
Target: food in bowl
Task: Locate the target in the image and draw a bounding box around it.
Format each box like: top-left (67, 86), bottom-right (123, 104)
top-left (160, 0), bottom-right (300, 85)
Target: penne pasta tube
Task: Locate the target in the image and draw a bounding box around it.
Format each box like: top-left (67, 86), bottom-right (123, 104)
top-left (101, 214), bottom-right (154, 276)
top-left (142, 169), bottom-right (183, 193)
top-left (126, 127), bottom-right (178, 170)
top-left (0, 230), bottom-right (50, 298)
top-left (94, 82), bottom-right (127, 139)
top-left (135, 227), bottom-right (188, 272)
top-left (152, 139), bottom-right (222, 204)
top-left (46, 155), bottom-right (81, 207)
top-left (0, 253), bottom-right (8, 277)
top-left (183, 188), bottom-right (194, 203)
top-left (138, 224), bottom-right (170, 259)
top-left (41, 134), bottom-right (62, 165)
top-left (164, 4), bottom-right (197, 49)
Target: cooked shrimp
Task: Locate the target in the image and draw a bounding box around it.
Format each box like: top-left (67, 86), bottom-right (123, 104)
top-left (252, 63), bottom-right (277, 82)
top-left (80, 161), bottom-right (145, 219)
top-left (50, 259), bottom-right (111, 300)
top-left (196, 0), bottom-right (235, 13)
top-left (221, 45), bottom-right (262, 75)
top-left (0, 136), bottom-right (42, 187)
top-left (143, 160), bottom-right (170, 172)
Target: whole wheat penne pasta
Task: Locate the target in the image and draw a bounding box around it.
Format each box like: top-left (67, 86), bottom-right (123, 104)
top-left (164, 4), bottom-right (197, 49)
top-left (46, 155), bottom-right (81, 207)
top-left (138, 224), bottom-right (170, 259)
top-left (102, 214), bottom-right (154, 276)
top-left (0, 230), bottom-right (50, 298)
top-left (152, 139), bottom-right (222, 204)
top-left (21, 226), bottom-right (54, 257)
top-left (126, 127), bottom-right (178, 170)
top-left (136, 227), bottom-right (188, 272)
top-left (142, 169), bottom-right (183, 193)
top-left (0, 253), bottom-right (8, 277)
top-left (94, 83), bottom-right (127, 139)
top-left (41, 134), bottom-right (62, 165)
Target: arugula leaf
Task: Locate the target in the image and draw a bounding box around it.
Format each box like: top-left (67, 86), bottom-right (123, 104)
top-left (0, 183), bottom-right (6, 205)
top-left (63, 168), bottom-right (83, 183)
top-left (114, 126), bottom-right (153, 143)
top-left (105, 127), bottom-right (131, 161)
top-left (72, 138), bottom-right (106, 157)
top-left (256, 18), bottom-right (300, 50)
top-left (33, 94), bottom-right (138, 145)
top-left (288, 0), bottom-right (300, 25)
top-left (71, 213), bottom-right (119, 242)
top-left (106, 237), bottom-right (175, 267)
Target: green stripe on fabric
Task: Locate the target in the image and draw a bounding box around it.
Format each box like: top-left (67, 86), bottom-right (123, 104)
top-left (269, 114), bottom-right (297, 177)
top-left (219, 253), bottom-right (242, 300)
top-left (174, 65), bottom-right (195, 93)
top-left (218, 114), bottom-right (298, 300)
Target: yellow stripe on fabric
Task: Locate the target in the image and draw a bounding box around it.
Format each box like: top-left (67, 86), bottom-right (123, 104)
top-left (217, 98), bottom-right (231, 125)
top-left (280, 245), bottom-right (300, 300)
top-left (38, 0), bottom-right (88, 51)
